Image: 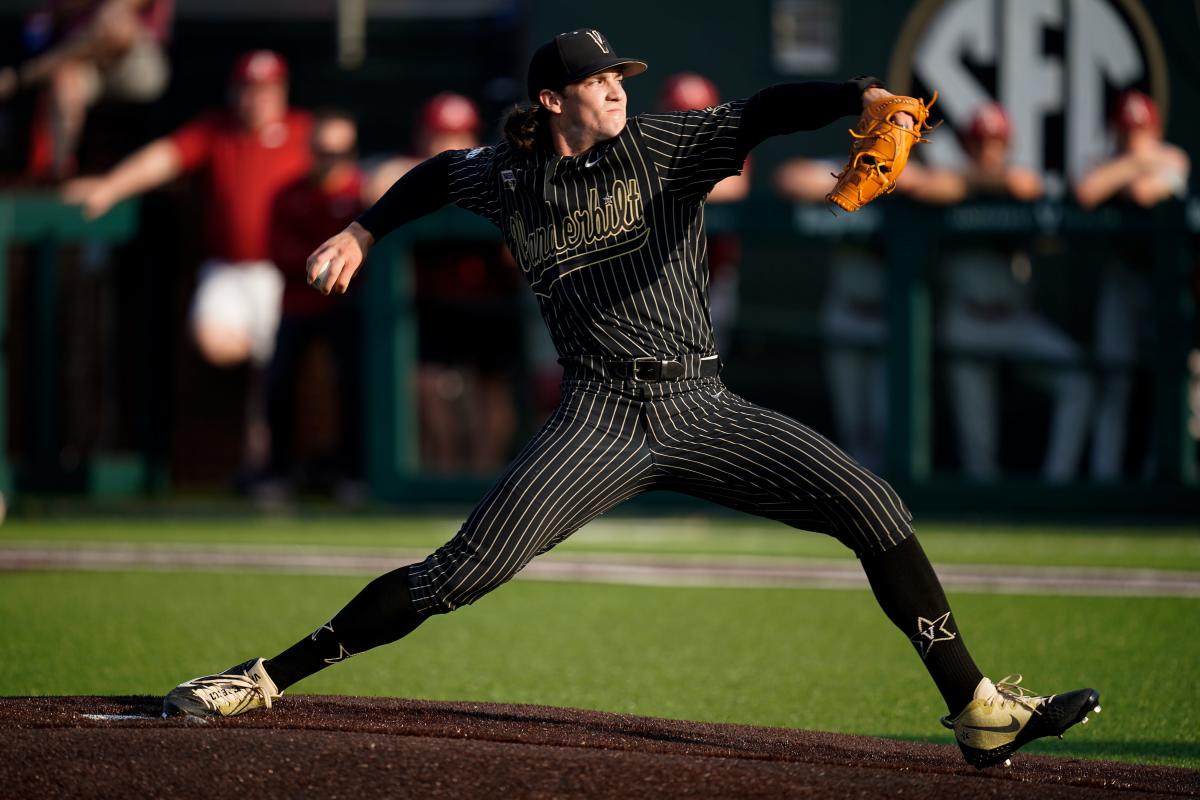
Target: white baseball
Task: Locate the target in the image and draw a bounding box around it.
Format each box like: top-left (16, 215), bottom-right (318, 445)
top-left (313, 259), bottom-right (332, 291)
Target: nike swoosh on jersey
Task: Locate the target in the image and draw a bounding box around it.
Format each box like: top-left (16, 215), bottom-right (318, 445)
top-left (584, 151), bottom-right (603, 167)
top-left (963, 715), bottom-right (1021, 733)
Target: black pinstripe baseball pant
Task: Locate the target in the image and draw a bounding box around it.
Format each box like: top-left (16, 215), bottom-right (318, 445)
top-left (408, 375), bottom-right (913, 616)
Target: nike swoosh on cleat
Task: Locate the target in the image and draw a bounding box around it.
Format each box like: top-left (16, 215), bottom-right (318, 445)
top-left (963, 715), bottom-right (1021, 733)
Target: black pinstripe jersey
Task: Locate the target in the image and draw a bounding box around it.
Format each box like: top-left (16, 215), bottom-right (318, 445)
top-left (443, 102), bottom-right (747, 364)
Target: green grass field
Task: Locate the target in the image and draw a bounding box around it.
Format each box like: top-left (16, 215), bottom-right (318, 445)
top-left (1, 515), bottom-right (1197, 769)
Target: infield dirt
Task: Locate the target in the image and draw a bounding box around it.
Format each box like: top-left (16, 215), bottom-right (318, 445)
top-left (1, 696), bottom-right (1197, 798)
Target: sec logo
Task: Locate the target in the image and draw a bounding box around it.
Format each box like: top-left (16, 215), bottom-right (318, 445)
top-left (888, 0), bottom-right (1167, 194)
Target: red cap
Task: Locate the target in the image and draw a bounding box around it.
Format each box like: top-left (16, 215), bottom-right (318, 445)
top-left (1114, 90), bottom-right (1160, 132)
top-left (659, 72), bottom-right (719, 111)
top-left (419, 93), bottom-right (480, 135)
top-left (965, 102), bottom-right (1012, 142)
top-left (230, 50), bottom-right (289, 86)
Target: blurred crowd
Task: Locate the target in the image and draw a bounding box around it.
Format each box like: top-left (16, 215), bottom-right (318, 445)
top-left (0, 3), bottom-right (1195, 497)
top-left (775, 91), bottom-right (1192, 484)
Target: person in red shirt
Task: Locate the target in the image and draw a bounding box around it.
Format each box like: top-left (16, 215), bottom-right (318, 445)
top-left (1075, 90), bottom-right (1190, 481)
top-left (263, 108), bottom-right (366, 500)
top-left (362, 92), bottom-right (482, 203)
top-left (62, 49), bottom-right (312, 474)
top-left (365, 92), bottom-right (521, 474)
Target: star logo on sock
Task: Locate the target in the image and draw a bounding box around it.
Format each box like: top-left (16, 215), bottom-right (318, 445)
top-left (323, 642), bottom-right (354, 665)
top-left (911, 611), bottom-right (956, 660)
top-left (311, 621), bottom-right (335, 642)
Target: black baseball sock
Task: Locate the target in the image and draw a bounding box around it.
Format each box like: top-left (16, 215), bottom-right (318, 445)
top-left (859, 536), bottom-right (983, 715)
top-left (263, 566), bottom-right (427, 692)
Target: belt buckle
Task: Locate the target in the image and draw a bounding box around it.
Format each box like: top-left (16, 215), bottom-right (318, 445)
top-left (630, 357), bottom-right (659, 382)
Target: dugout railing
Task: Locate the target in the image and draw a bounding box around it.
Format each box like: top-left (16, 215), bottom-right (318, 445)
top-left (1, 195), bottom-right (1195, 517)
top-left (361, 197), bottom-right (1198, 517)
top-left (0, 193), bottom-right (143, 501)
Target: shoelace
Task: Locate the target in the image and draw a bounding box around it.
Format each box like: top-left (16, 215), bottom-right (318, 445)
top-left (991, 674), bottom-right (1044, 716)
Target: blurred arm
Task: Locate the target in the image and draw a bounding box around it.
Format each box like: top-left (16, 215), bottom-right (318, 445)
top-left (706, 170), bottom-right (750, 203)
top-left (1126, 146), bottom-right (1190, 207)
top-left (18, 0), bottom-right (152, 86)
top-left (61, 137), bottom-right (182, 219)
top-left (1074, 154), bottom-right (1144, 209)
top-left (362, 155), bottom-right (422, 205)
top-left (956, 165), bottom-right (1042, 202)
top-left (1001, 166), bottom-right (1043, 201)
top-left (773, 157), bottom-right (838, 202)
top-left (896, 162), bottom-right (969, 204)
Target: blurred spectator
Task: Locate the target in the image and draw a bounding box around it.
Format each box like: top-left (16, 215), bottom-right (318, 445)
top-left (658, 72), bottom-right (749, 352)
top-left (777, 143), bottom-right (964, 472)
top-left (262, 108), bottom-right (366, 502)
top-left (366, 93), bottom-right (520, 474)
top-left (774, 157), bottom-right (887, 470)
top-left (0, 0), bottom-right (173, 180)
top-left (773, 157), bottom-right (954, 471)
top-left (915, 103), bottom-right (1092, 482)
top-left (1075, 90), bottom-right (1190, 481)
top-left (61, 50), bottom-right (313, 481)
top-left (362, 92), bottom-right (483, 202)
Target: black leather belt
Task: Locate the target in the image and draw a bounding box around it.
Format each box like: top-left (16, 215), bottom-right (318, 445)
top-left (603, 354), bottom-right (722, 382)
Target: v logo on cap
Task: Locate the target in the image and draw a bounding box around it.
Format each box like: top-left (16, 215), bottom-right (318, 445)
top-left (526, 29), bottom-right (647, 102)
top-left (585, 30), bottom-right (610, 54)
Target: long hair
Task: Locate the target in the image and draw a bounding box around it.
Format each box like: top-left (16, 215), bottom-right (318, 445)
top-left (502, 104), bottom-right (551, 155)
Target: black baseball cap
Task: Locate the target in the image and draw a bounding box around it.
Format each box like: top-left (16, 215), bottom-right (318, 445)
top-left (527, 29), bottom-right (648, 102)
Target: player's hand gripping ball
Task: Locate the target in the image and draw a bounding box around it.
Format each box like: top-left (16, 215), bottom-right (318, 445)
top-left (827, 91), bottom-right (937, 213)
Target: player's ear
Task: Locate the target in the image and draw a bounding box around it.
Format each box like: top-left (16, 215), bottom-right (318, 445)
top-left (539, 89), bottom-right (564, 115)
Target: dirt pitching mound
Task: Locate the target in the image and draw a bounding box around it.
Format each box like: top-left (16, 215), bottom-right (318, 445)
top-left (1, 695), bottom-right (1196, 799)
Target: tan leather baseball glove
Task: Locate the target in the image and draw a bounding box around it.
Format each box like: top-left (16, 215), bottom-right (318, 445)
top-left (826, 92), bottom-right (937, 213)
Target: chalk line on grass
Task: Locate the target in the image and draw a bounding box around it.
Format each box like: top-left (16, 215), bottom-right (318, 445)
top-left (2, 544), bottom-right (1199, 597)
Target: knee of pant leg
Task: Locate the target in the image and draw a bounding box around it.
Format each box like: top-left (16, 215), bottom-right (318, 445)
top-left (851, 523), bottom-right (913, 558)
top-left (405, 572), bottom-right (457, 616)
top-left (409, 581), bottom-right (493, 617)
top-left (406, 556), bottom-right (511, 617)
top-left (442, 570), bottom-right (517, 613)
top-left (822, 474), bottom-right (914, 557)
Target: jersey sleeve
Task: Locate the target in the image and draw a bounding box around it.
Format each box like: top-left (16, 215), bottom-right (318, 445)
top-left (636, 102), bottom-right (748, 198)
top-left (444, 146), bottom-right (503, 226)
top-left (168, 112), bottom-right (219, 173)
